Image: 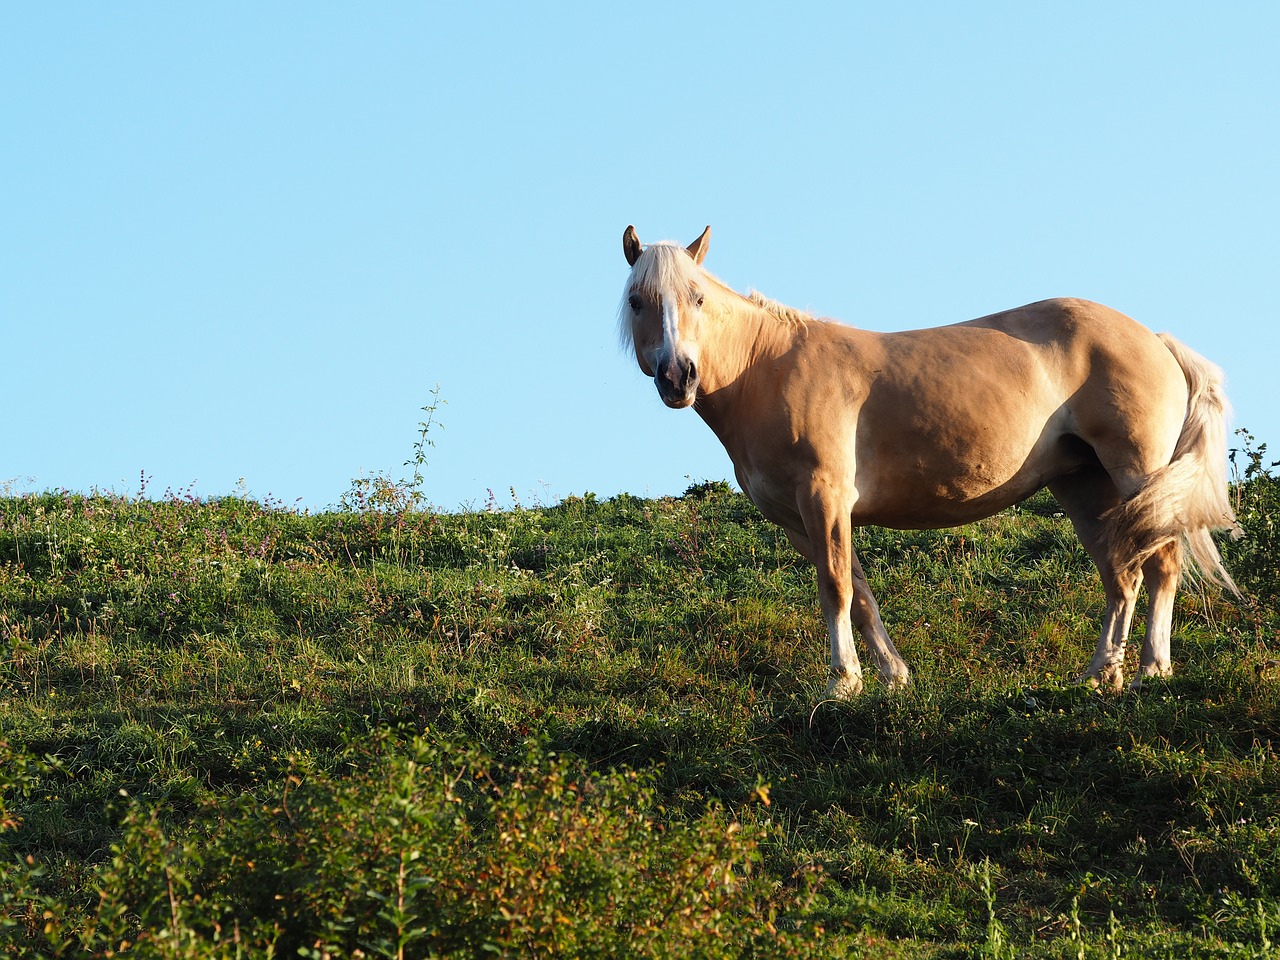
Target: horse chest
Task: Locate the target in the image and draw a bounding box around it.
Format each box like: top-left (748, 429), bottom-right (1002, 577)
top-left (734, 465), bottom-right (806, 531)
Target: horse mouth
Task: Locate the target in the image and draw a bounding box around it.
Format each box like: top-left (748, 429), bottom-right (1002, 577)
top-left (656, 381), bottom-right (698, 409)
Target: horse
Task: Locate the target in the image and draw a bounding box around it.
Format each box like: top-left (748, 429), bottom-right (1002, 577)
top-left (618, 224), bottom-right (1241, 699)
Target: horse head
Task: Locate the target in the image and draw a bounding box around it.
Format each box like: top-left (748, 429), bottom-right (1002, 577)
top-left (620, 225), bottom-right (712, 409)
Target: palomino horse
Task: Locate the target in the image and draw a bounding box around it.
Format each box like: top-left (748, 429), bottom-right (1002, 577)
top-left (619, 225), bottom-right (1240, 698)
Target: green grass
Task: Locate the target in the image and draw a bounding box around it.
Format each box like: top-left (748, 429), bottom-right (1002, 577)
top-left (1, 454), bottom-right (1277, 958)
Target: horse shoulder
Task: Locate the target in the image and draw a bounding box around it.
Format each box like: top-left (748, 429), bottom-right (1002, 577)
top-left (784, 320), bottom-right (886, 387)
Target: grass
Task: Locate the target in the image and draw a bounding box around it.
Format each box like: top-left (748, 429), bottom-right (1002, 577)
top-left (1, 443), bottom-right (1278, 958)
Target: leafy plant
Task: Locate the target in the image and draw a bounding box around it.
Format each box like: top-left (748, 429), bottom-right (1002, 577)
top-left (5, 736), bottom-right (830, 958)
top-left (1226, 429), bottom-right (1280, 614)
top-left (341, 387), bottom-right (447, 515)
top-left (404, 383), bottom-right (447, 508)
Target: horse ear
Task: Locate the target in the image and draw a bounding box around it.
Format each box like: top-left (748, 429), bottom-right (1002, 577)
top-left (623, 225), bottom-right (643, 266)
top-left (686, 225), bottom-right (711, 265)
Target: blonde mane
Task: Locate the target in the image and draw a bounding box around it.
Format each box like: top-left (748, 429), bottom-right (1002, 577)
top-left (746, 290), bottom-right (815, 327)
top-left (619, 241), bottom-right (813, 350)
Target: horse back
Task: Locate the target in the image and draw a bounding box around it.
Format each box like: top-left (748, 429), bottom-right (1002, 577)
top-left (736, 298), bottom-right (1188, 530)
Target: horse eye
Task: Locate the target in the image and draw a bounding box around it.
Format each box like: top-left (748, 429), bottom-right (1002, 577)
top-left (628, 295), bottom-right (643, 312)
top-left (695, 294), bottom-right (705, 308)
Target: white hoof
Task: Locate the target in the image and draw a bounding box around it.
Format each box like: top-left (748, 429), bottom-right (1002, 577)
top-left (884, 668), bottom-right (911, 692)
top-left (1079, 664), bottom-right (1125, 693)
top-left (824, 672), bottom-right (864, 700)
top-left (1130, 664), bottom-right (1173, 691)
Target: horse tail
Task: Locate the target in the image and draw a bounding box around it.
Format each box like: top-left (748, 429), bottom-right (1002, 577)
top-left (1104, 334), bottom-right (1242, 594)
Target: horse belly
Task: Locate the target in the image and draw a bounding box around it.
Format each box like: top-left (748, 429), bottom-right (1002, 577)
top-left (849, 395), bottom-right (1081, 529)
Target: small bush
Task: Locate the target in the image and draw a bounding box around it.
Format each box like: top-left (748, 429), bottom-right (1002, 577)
top-left (5, 736), bottom-right (831, 959)
top-left (1226, 430), bottom-right (1280, 615)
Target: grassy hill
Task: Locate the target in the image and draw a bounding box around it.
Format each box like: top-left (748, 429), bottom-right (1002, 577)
top-left (1, 439), bottom-right (1277, 958)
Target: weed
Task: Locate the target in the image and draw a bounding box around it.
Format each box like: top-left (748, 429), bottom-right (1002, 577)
top-left (975, 857), bottom-right (1011, 960)
top-left (404, 384), bottom-right (447, 508)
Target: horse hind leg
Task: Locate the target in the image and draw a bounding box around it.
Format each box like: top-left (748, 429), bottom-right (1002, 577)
top-left (1091, 439), bottom-right (1202, 688)
top-left (1134, 540), bottom-right (1181, 687)
top-left (1049, 469), bottom-right (1143, 692)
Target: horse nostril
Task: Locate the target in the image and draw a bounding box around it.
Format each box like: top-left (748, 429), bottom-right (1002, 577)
top-left (687, 361), bottom-right (698, 382)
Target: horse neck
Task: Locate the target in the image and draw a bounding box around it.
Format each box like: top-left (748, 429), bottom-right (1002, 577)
top-left (697, 294), bottom-right (796, 402)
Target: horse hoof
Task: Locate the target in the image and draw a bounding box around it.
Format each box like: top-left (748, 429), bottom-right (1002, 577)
top-left (1130, 666), bottom-right (1173, 691)
top-left (824, 673), bottom-right (864, 700)
top-left (1078, 668), bottom-right (1124, 693)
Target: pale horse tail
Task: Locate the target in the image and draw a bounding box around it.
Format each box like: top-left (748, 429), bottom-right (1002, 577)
top-left (1103, 334), bottom-right (1243, 595)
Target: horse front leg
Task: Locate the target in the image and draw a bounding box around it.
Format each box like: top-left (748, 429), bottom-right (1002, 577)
top-left (786, 518), bottom-right (863, 699)
top-left (789, 498), bottom-right (909, 699)
top-left (849, 547), bottom-right (910, 690)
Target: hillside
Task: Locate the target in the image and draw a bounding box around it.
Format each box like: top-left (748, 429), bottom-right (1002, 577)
top-left (1, 445), bottom-right (1277, 958)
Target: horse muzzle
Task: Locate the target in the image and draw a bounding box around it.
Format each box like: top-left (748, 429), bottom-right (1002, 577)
top-left (655, 357), bottom-right (698, 409)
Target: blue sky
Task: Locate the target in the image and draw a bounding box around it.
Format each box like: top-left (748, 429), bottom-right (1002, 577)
top-left (4, 4), bottom-right (1276, 511)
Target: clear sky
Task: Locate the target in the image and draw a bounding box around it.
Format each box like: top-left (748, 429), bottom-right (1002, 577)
top-left (4, 4), bottom-right (1276, 511)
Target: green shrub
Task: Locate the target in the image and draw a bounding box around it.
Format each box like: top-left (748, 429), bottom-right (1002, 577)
top-left (1226, 430), bottom-right (1280, 615)
top-left (5, 736), bottom-right (831, 959)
